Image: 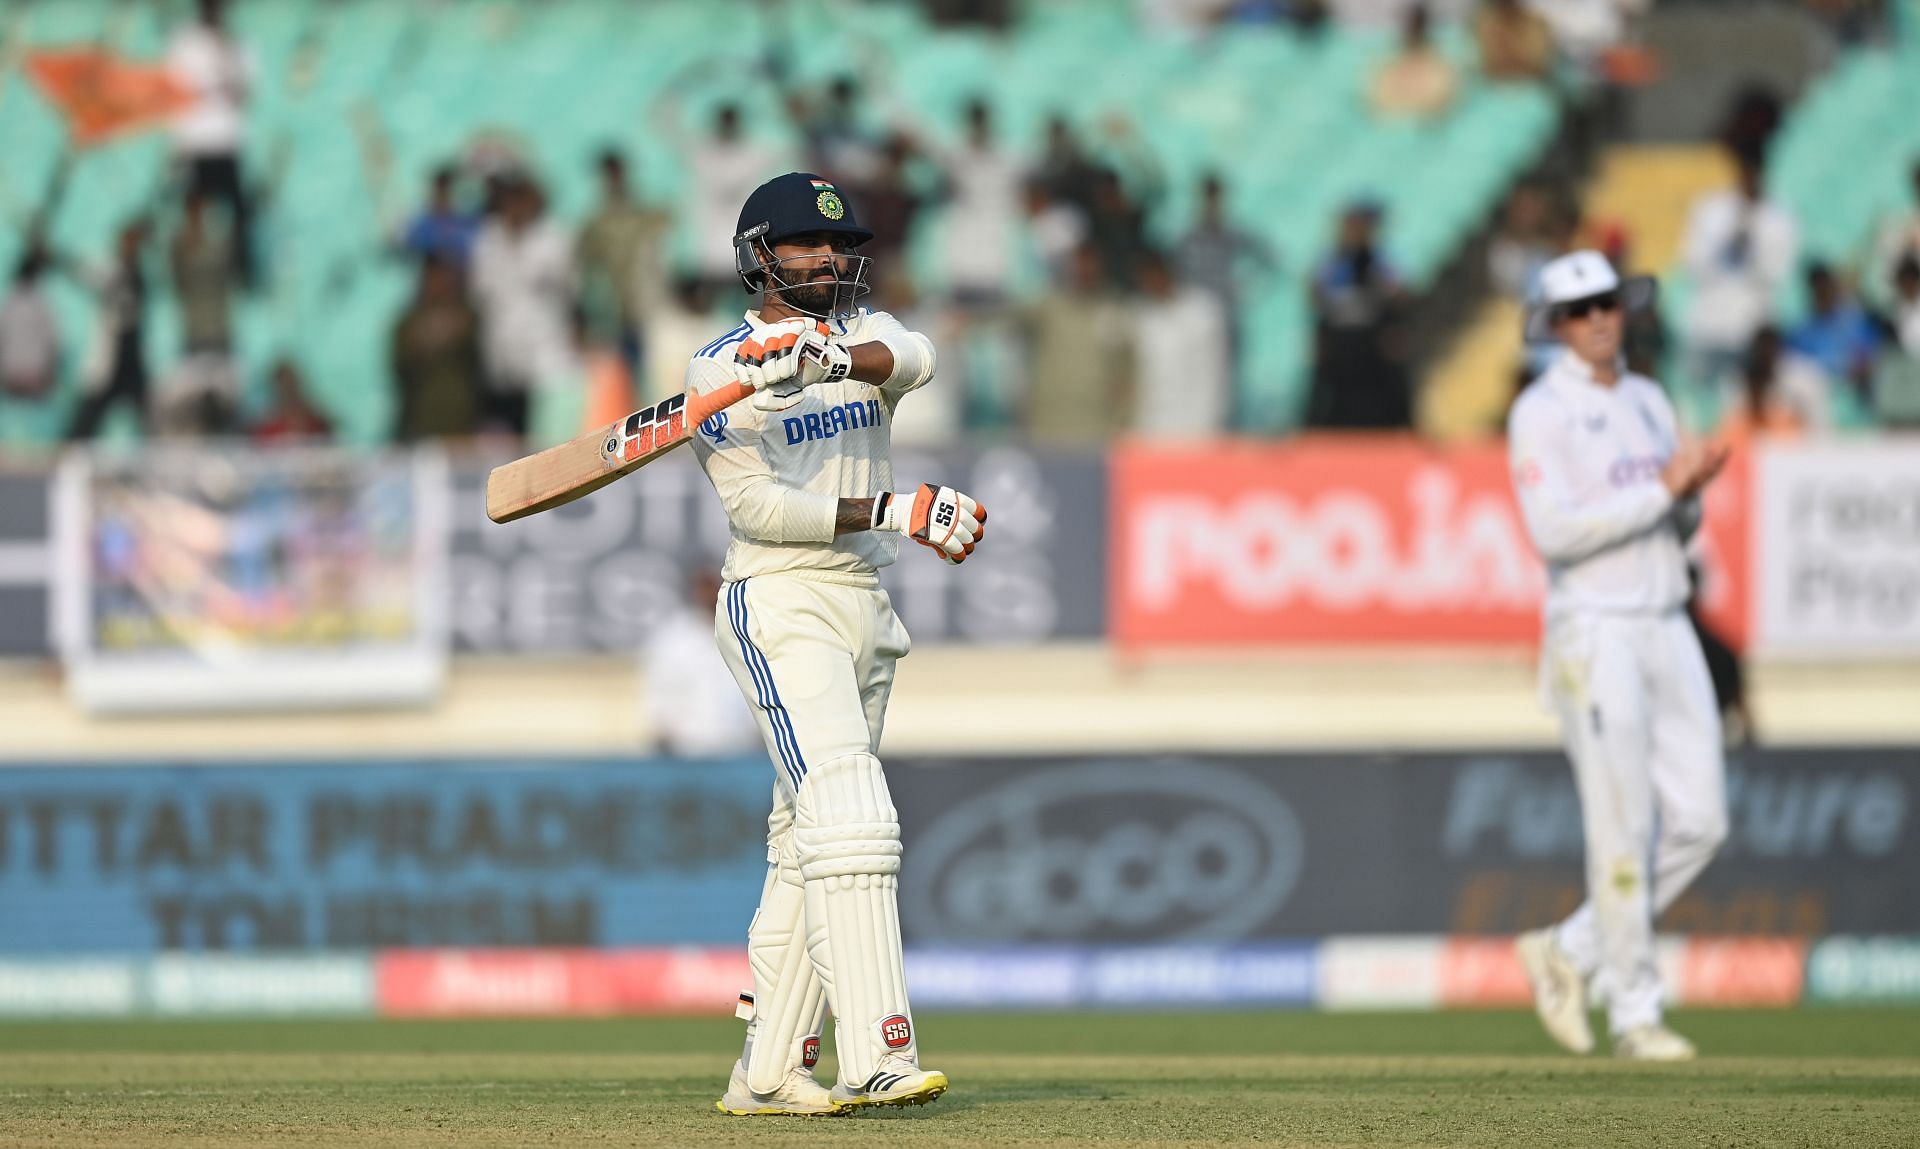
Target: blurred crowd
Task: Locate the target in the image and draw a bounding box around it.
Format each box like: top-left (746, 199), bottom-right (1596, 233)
top-left (1484, 85), bottom-right (1920, 438)
top-left (0, 0), bottom-right (1912, 451)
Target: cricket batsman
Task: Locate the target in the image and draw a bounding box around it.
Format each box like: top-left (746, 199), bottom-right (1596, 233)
top-left (689, 173), bottom-right (983, 1115)
top-left (1509, 251), bottom-right (1732, 1062)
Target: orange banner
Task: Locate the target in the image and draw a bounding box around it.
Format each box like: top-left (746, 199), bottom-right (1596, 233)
top-left (25, 49), bottom-right (193, 147)
top-left (1111, 436), bottom-right (1748, 649)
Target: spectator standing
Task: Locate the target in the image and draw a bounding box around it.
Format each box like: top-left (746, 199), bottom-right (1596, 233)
top-left (1308, 202), bottom-right (1412, 429)
top-left (400, 165), bottom-right (480, 269)
top-left (1679, 148), bottom-right (1796, 399)
top-left (684, 104), bottom-right (781, 298)
top-left (1019, 177), bottom-right (1088, 292)
top-left (931, 100), bottom-right (1027, 311)
top-left (165, 188), bottom-right (239, 435)
top-left (872, 269), bottom-right (960, 448)
top-left (797, 76), bottom-right (882, 186)
top-left (576, 149), bottom-right (670, 374)
top-left (167, 0), bottom-right (256, 283)
top-left (1893, 253), bottom-right (1920, 355)
top-left (1133, 251), bottom-right (1231, 439)
top-left (468, 175), bottom-right (576, 438)
top-left (1023, 244), bottom-right (1133, 445)
top-left (1865, 161), bottom-right (1920, 312)
top-left (1475, 0), bottom-right (1555, 81)
top-left (1369, 4), bottom-right (1457, 121)
top-left (1178, 172), bottom-right (1277, 383)
top-left (1037, 116), bottom-right (1102, 216)
top-left (1717, 326), bottom-right (1828, 440)
top-left (640, 568), bottom-right (764, 758)
top-left (642, 276), bottom-right (719, 406)
top-left (251, 358), bottom-right (333, 442)
top-left (68, 223), bottom-right (152, 440)
top-left (1489, 183), bottom-right (1563, 299)
top-left (846, 134), bottom-right (929, 278)
top-left (1787, 262), bottom-right (1880, 398)
top-left (390, 254), bottom-right (485, 441)
top-left (1874, 253), bottom-right (1920, 426)
top-left (0, 249), bottom-right (59, 400)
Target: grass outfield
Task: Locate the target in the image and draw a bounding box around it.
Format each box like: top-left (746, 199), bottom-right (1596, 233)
top-left (1, 1010), bottom-right (1915, 1147)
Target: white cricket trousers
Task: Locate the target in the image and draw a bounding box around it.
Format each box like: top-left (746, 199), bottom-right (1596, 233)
top-left (1541, 609), bottom-right (1728, 1035)
top-left (712, 573), bottom-right (910, 794)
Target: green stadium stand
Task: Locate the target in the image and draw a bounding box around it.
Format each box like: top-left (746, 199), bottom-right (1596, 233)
top-left (1659, 33), bottom-right (1919, 431)
top-left (0, 0), bottom-right (1559, 444)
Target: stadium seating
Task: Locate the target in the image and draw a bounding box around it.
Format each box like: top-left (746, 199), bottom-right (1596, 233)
top-left (1655, 30), bottom-right (1919, 430)
top-left (0, 0), bottom-right (1558, 444)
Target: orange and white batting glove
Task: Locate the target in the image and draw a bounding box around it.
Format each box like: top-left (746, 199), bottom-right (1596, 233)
top-left (872, 484), bottom-right (987, 565)
top-left (795, 323), bottom-right (852, 388)
top-left (739, 318), bottom-right (817, 412)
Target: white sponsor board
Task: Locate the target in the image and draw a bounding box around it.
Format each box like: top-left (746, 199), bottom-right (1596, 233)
top-left (1755, 440), bottom-right (1920, 657)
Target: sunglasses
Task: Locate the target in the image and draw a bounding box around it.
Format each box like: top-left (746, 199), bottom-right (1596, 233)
top-left (1557, 291), bottom-right (1622, 320)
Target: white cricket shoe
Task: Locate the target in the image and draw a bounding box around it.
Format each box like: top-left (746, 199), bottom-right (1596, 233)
top-left (1517, 928), bottom-right (1595, 1054)
top-left (1613, 1024), bottom-right (1697, 1062)
top-left (715, 1060), bottom-right (846, 1117)
top-left (830, 1054), bottom-right (949, 1110)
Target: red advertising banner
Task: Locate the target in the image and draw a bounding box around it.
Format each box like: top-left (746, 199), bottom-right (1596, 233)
top-left (376, 948), bottom-right (747, 1017)
top-left (1111, 437), bottom-right (1748, 649)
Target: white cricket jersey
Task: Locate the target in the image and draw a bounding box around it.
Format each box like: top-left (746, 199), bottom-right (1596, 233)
top-left (1507, 350), bottom-right (1700, 620)
top-left (687, 308), bottom-right (934, 586)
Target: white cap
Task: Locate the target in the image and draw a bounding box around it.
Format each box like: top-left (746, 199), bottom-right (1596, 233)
top-left (1524, 250), bottom-right (1657, 343)
top-left (1536, 250), bottom-right (1620, 306)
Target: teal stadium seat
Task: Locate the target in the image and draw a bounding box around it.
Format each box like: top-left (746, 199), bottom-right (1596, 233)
top-left (0, 1), bottom-right (1565, 444)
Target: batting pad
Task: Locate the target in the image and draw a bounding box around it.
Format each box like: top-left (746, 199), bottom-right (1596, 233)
top-left (794, 752), bottom-right (914, 1088)
top-left (741, 823), bottom-right (828, 1095)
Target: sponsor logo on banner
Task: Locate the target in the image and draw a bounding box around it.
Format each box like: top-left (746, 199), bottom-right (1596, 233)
top-left (1675, 937), bottom-right (1806, 1006)
top-left (1755, 442), bottom-right (1920, 656)
top-left (375, 948), bottom-right (748, 1016)
top-left (1806, 936), bottom-right (1920, 1003)
top-left (0, 760), bottom-right (768, 955)
top-left (0, 959), bottom-right (138, 1016)
top-left (1317, 936), bottom-right (1444, 1010)
top-left (900, 945), bottom-right (1317, 1008)
top-left (1111, 438), bottom-right (1747, 648)
top-left (1439, 938), bottom-right (1531, 1006)
top-left (905, 762), bottom-right (1305, 944)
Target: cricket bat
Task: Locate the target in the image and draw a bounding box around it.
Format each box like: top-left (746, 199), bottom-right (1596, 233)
top-left (485, 379), bottom-right (753, 523)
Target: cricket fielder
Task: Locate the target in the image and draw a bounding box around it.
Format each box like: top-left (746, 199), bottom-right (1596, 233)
top-left (1509, 251), bottom-right (1732, 1062)
top-left (691, 173), bottom-right (984, 1115)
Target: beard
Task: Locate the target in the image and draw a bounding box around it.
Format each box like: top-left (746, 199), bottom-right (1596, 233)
top-left (784, 277), bottom-right (840, 316)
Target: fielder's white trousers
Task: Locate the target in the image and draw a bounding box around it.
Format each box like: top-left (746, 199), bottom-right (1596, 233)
top-left (1541, 609), bottom-right (1728, 1035)
top-left (713, 573), bottom-right (910, 795)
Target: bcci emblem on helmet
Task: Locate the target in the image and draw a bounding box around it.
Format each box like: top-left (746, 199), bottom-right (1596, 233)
top-left (816, 189), bottom-right (845, 220)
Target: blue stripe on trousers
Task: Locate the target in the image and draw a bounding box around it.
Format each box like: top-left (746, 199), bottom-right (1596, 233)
top-left (727, 581), bottom-right (806, 789)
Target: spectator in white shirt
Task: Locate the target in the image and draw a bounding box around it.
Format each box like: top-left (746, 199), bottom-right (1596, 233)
top-left (1679, 148), bottom-right (1796, 407)
top-left (685, 104), bottom-right (782, 299)
top-left (0, 249), bottom-right (59, 400)
top-left (469, 174), bottom-right (576, 440)
top-left (640, 569), bottom-right (764, 758)
top-left (1133, 250), bottom-right (1231, 438)
top-left (931, 100), bottom-right (1027, 311)
top-left (167, 0), bottom-right (256, 284)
